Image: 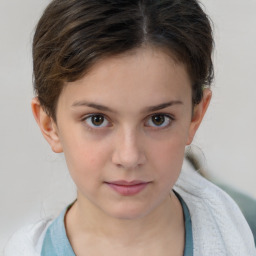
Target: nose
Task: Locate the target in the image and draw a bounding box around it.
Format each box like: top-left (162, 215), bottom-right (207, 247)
top-left (111, 128), bottom-right (146, 169)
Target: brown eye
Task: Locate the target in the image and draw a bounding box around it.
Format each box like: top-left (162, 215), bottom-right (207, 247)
top-left (145, 114), bottom-right (172, 128)
top-left (85, 114), bottom-right (109, 127)
top-left (91, 115), bottom-right (104, 126)
top-left (152, 115), bottom-right (165, 126)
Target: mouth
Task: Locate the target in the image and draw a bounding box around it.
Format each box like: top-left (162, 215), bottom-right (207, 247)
top-left (104, 180), bottom-right (151, 196)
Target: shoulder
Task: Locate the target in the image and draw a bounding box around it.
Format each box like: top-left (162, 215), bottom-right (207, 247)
top-left (174, 161), bottom-right (256, 256)
top-left (4, 218), bottom-right (53, 256)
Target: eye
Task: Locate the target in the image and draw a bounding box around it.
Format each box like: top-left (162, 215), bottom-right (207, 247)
top-left (84, 114), bottom-right (110, 128)
top-left (145, 114), bottom-right (173, 128)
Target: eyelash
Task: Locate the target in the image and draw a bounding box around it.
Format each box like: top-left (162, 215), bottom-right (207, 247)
top-left (81, 113), bottom-right (174, 131)
top-left (81, 114), bottom-right (111, 130)
top-left (144, 113), bottom-right (174, 129)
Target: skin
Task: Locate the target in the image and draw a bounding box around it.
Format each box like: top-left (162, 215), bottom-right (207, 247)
top-left (32, 46), bottom-right (211, 256)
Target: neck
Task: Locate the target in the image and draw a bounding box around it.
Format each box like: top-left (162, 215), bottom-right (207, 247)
top-left (65, 191), bottom-right (184, 246)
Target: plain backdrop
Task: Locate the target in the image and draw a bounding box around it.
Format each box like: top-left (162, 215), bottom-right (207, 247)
top-left (1, 0), bottom-right (256, 252)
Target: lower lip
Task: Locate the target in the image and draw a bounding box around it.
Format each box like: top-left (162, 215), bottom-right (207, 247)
top-left (106, 183), bottom-right (149, 196)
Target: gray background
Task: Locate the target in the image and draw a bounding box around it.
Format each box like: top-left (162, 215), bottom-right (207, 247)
top-left (1, 0), bottom-right (256, 252)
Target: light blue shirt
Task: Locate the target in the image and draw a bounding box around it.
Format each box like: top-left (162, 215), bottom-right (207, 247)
top-left (41, 192), bottom-right (193, 256)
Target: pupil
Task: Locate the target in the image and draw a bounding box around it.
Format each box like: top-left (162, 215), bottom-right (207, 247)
top-left (153, 115), bottom-right (164, 126)
top-left (92, 115), bottom-right (104, 126)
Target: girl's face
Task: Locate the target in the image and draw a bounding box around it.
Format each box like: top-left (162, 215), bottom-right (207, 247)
top-left (34, 47), bottom-right (210, 220)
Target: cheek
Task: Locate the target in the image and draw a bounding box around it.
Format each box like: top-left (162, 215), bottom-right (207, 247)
top-left (149, 135), bottom-right (187, 180)
top-left (62, 143), bottom-right (108, 196)
top-left (61, 135), bottom-right (110, 181)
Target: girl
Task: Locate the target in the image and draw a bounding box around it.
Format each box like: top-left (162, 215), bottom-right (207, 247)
top-left (5, 0), bottom-right (255, 255)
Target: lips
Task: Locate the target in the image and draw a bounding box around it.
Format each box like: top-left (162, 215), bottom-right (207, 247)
top-left (105, 180), bottom-right (150, 196)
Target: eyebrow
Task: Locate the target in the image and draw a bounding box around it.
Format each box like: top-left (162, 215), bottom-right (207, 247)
top-left (72, 101), bottom-right (116, 113)
top-left (71, 100), bottom-right (183, 113)
top-left (144, 101), bottom-right (183, 112)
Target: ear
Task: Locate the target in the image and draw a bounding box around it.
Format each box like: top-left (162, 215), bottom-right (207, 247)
top-left (31, 97), bottom-right (63, 153)
top-left (186, 88), bottom-right (212, 145)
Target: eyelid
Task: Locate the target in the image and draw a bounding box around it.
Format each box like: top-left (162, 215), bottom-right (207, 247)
top-left (81, 113), bottom-right (112, 128)
top-left (144, 113), bottom-right (174, 128)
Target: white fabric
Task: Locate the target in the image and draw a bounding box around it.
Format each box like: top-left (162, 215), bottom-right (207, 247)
top-left (174, 162), bottom-right (256, 255)
top-left (4, 219), bottom-right (52, 256)
top-left (4, 163), bottom-right (256, 256)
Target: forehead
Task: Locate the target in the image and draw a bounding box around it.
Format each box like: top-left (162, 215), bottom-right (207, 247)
top-left (58, 47), bottom-right (192, 111)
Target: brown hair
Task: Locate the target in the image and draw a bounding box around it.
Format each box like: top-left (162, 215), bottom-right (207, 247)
top-left (33, 0), bottom-right (214, 121)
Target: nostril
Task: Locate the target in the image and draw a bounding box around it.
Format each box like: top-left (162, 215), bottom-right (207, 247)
top-left (111, 130), bottom-right (146, 169)
top-left (112, 146), bottom-right (146, 169)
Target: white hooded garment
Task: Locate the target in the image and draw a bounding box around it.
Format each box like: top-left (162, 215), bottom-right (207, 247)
top-left (4, 163), bottom-right (256, 256)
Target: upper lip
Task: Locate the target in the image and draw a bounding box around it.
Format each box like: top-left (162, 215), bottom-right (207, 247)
top-left (105, 180), bottom-right (150, 186)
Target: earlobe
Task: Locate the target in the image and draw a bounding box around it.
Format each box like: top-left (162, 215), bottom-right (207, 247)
top-left (31, 98), bottom-right (63, 153)
top-left (186, 88), bottom-right (212, 145)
